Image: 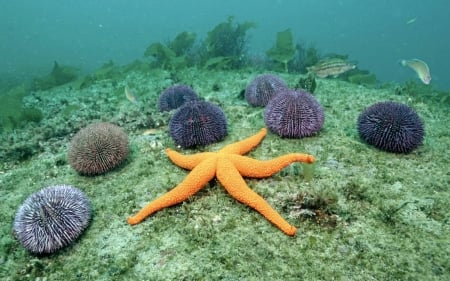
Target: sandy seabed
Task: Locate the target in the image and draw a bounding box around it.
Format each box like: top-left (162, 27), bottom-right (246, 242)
top-left (1, 67), bottom-right (449, 280)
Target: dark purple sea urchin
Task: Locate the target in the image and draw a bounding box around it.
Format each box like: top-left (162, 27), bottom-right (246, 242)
top-left (245, 74), bottom-right (288, 106)
top-left (68, 122), bottom-right (129, 176)
top-left (169, 100), bottom-right (227, 148)
top-left (264, 89), bottom-right (324, 138)
top-left (357, 101), bottom-right (424, 153)
top-left (158, 84), bottom-right (199, 112)
top-left (13, 185), bottom-right (91, 255)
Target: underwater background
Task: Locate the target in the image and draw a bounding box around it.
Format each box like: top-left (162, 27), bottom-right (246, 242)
top-left (1, 0), bottom-right (450, 90)
top-left (1, 1), bottom-right (449, 280)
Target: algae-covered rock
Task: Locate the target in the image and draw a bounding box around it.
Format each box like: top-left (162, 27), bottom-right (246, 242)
top-left (32, 61), bottom-right (78, 91)
top-left (348, 73), bottom-right (378, 85)
top-left (266, 29), bottom-right (296, 72)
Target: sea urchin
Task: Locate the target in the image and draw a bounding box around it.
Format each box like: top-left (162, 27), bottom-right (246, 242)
top-left (158, 84), bottom-right (199, 112)
top-left (264, 89), bottom-right (324, 138)
top-left (169, 100), bottom-right (227, 148)
top-left (245, 74), bottom-right (288, 107)
top-left (68, 122), bottom-right (129, 176)
top-left (13, 185), bottom-right (91, 255)
top-left (357, 101), bottom-right (424, 153)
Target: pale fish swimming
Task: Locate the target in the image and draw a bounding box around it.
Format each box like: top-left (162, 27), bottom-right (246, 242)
top-left (125, 86), bottom-right (138, 105)
top-left (307, 58), bottom-right (356, 78)
top-left (400, 58), bottom-right (431, 85)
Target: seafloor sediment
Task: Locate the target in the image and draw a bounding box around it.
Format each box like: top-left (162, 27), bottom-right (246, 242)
top-left (1, 67), bottom-right (449, 280)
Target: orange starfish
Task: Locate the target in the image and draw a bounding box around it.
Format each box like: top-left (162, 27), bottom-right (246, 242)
top-left (127, 128), bottom-right (315, 236)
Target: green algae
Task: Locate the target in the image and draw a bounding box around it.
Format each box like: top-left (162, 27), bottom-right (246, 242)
top-left (0, 68), bottom-right (449, 280)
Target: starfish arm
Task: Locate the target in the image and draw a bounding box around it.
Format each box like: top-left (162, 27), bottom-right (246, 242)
top-left (228, 153), bottom-right (315, 178)
top-left (219, 128), bottom-right (267, 155)
top-left (216, 158), bottom-right (297, 236)
top-left (166, 149), bottom-right (215, 170)
top-left (127, 157), bottom-right (217, 225)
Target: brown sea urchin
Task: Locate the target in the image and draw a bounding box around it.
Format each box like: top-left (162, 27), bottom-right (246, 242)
top-left (68, 122), bottom-right (129, 176)
top-left (13, 185), bottom-right (91, 255)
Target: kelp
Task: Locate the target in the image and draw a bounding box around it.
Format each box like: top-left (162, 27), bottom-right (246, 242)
top-left (144, 31), bottom-right (197, 70)
top-left (202, 16), bottom-right (256, 69)
top-left (266, 29), bottom-right (296, 72)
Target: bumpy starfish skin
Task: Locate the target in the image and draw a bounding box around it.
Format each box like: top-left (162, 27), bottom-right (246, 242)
top-left (127, 128), bottom-right (315, 236)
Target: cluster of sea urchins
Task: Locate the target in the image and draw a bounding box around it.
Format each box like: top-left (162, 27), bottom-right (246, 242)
top-left (357, 101), bottom-right (424, 153)
top-left (68, 122), bottom-right (129, 176)
top-left (245, 74), bottom-right (288, 106)
top-left (13, 185), bottom-right (91, 255)
top-left (169, 100), bottom-right (228, 148)
top-left (264, 88), bottom-right (325, 138)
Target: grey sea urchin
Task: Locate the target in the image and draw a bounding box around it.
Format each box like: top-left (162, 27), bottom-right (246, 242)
top-left (169, 100), bottom-right (227, 148)
top-left (13, 185), bottom-right (91, 255)
top-left (264, 89), bottom-right (324, 138)
top-left (357, 101), bottom-right (424, 153)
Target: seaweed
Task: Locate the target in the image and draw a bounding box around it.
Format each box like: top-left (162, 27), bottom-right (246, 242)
top-left (266, 29), bottom-right (296, 72)
top-left (144, 31), bottom-right (197, 70)
top-left (202, 16), bottom-right (256, 69)
top-left (0, 85), bottom-right (42, 132)
top-left (295, 73), bottom-right (317, 93)
top-left (291, 42), bottom-right (321, 73)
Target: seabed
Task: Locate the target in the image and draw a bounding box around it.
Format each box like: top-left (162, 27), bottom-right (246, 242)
top-left (0, 67), bottom-right (449, 280)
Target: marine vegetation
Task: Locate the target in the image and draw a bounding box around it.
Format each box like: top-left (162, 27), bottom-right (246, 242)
top-left (266, 29), bottom-right (296, 72)
top-left (201, 16), bottom-right (256, 69)
top-left (31, 61), bottom-right (78, 91)
top-left (144, 31), bottom-right (197, 70)
top-left (127, 128), bottom-right (315, 236)
top-left (346, 70), bottom-right (378, 85)
top-left (291, 43), bottom-right (321, 73)
top-left (0, 84), bottom-right (43, 132)
top-left (295, 72), bottom-right (317, 93)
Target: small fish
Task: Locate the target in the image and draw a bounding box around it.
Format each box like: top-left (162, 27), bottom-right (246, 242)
top-left (400, 59), bottom-right (431, 84)
top-left (125, 86), bottom-right (138, 105)
top-left (406, 17), bottom-right (416, 25)
top-left (307, 58), bottom-right (356, 78)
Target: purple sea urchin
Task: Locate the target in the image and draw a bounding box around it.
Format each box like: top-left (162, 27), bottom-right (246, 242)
top-left (245, 74), bottom-right (288, 106)
top-left (158, 84), bottom-right (199, 112)
top-left (264, 89), bottom-right (324, 138)
top-left (169, 100), bottom-right (227, 148)
top-left (357, 101), bottom-right (424, 153)
top-left (13, 185), bottom-right (91, 255)
top-left (68, 122), bottom-right (129, 176)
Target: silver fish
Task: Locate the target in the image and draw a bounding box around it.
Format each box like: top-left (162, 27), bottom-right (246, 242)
top-left (307, 58), bottom-right (356, 78)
